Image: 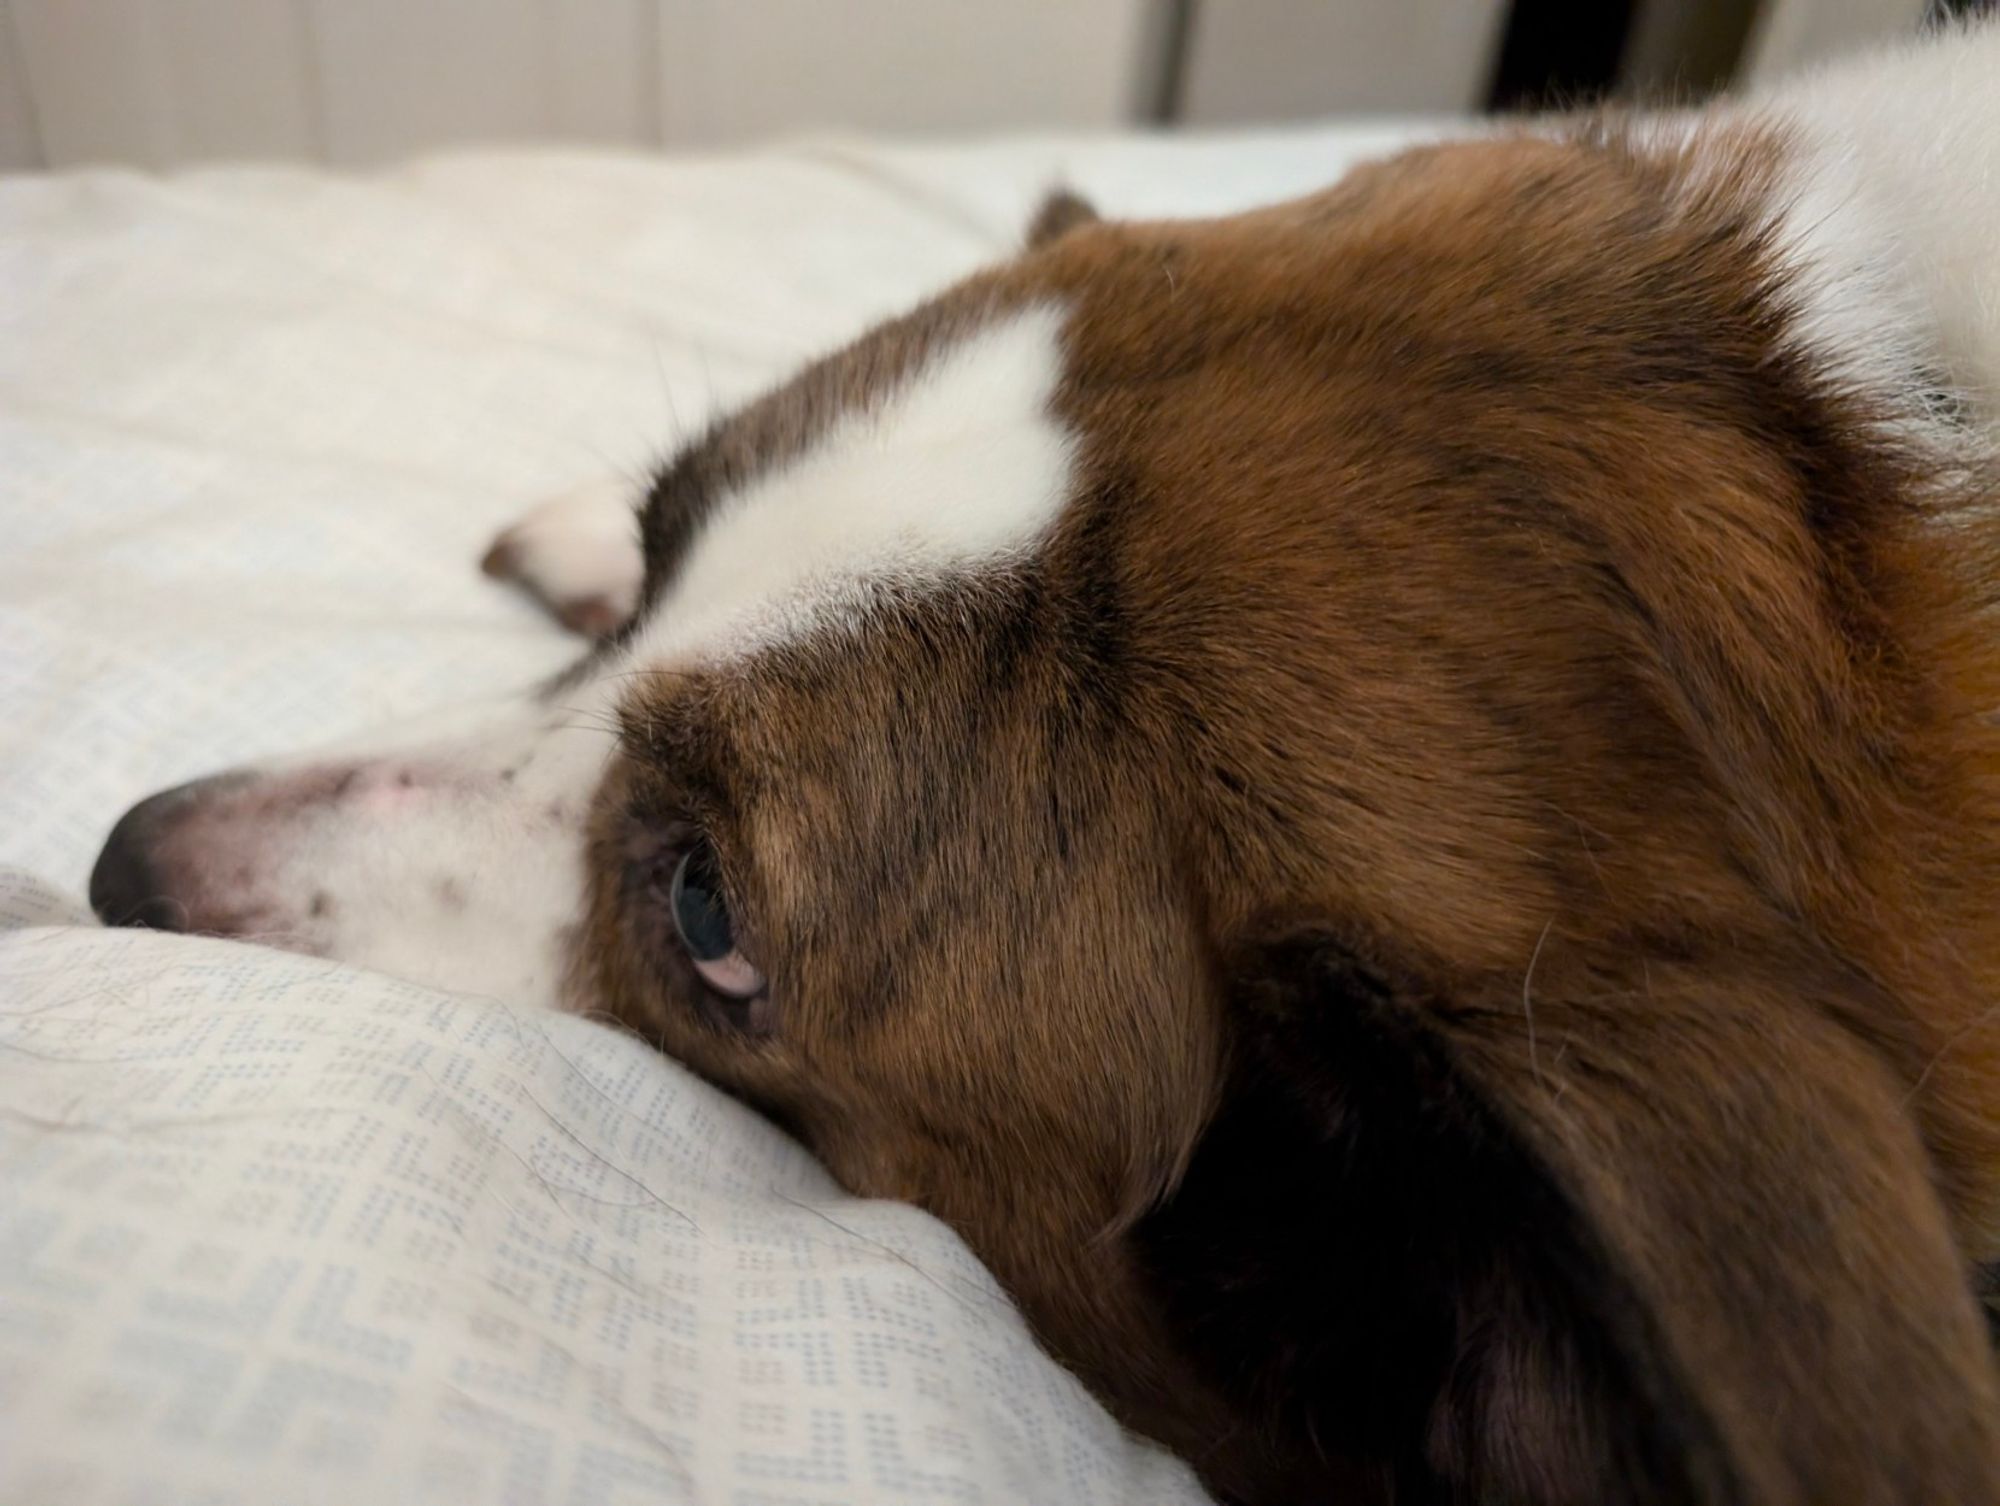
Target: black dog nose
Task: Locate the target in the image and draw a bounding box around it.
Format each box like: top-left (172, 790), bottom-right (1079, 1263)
top-left (90, 781), bottom-right (202, 930)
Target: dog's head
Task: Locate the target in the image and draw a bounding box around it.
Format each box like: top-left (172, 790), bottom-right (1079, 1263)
top-left (91, 137), bottom-right (2000, 1501)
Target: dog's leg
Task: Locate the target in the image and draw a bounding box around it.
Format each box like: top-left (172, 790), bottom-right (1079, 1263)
top-left (482, 478), bottom-right (644, 638)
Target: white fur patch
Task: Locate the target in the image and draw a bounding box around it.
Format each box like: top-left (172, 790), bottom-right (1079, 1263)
top-left (630, 303), bottom-right (1076, 666)
top-left (1749, 23), bottom-right (2000, 426)
top-left (1620, 25), bottom-right (2000, 446)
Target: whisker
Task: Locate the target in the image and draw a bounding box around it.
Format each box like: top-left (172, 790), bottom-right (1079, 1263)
top-left (1522, 918), bottom-right (1554, 1093)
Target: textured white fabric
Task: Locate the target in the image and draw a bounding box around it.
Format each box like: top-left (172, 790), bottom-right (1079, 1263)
top-left (0, 124), bottom-right (1423, 1505)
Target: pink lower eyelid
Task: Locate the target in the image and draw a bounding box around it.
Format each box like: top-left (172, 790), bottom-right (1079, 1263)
top-left (694, 952), bottom-right (765, 999)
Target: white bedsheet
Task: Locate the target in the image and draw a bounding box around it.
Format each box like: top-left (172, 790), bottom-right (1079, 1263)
top-left (0, 123), bottom-right (1423, 1505)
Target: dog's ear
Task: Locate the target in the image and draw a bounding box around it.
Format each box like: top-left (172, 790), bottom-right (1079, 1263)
top-left (1024, 186), bottom-right (1100, 248)
top-left (1136, 929), bottom-right (2000, 1504)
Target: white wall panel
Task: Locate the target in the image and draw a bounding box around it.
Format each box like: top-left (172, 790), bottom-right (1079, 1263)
top-left (13, 0), bottom-right (176, 167)
top-left (1179, 0), bottom-right (1508, 121)
top-left (315, 0), bottom-right (531, 165)
top-left (656, 0), bottom-right (1154, 146)
top-left (0, 0), bottom-right (44, 169)
top-left (15, 0), bottom-right (315, 166)
top-left (159, 0), bottom-right (317, 160)
top-left (548, 0), bottom-right (657, 147)
top-left (309, 0), bottom-right (656, 163)
top-left (8, 0), bottom-right (1157, 168)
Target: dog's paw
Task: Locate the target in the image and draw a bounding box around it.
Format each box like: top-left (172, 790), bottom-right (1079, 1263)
top-left (482, 479), bottom-right (644, 638)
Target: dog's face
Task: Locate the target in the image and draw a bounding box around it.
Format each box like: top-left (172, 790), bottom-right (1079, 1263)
top-left (91, 137), bottom-right (2000, 1501)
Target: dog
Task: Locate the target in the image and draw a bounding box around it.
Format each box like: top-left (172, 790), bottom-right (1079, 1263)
top-left (89, 23), bottom-right (2000, 1504)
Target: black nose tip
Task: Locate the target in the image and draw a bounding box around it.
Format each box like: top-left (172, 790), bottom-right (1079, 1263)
top-left (90, 783), bottom-right (199, 930)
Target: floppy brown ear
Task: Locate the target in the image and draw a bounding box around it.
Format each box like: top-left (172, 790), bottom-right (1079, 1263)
top-left (1024, 186), bottom-right (1100, 248)
top-left (1136, 930), bottom-right (2000, 1505)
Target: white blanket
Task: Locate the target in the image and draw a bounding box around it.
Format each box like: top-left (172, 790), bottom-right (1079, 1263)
top-left (0, 123), bottom-right (1421, 1505)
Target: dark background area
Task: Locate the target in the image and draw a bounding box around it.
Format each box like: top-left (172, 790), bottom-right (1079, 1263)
top-left (1490, 0), bottom-right (1993, 110)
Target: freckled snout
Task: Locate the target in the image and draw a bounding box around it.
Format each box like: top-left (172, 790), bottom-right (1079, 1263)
top-left (82, 706), bottom-right (613, 1006)
top-left (88, 763), bottom-right (429, 941)
top-left (90, 774), bottom-right (245, 931)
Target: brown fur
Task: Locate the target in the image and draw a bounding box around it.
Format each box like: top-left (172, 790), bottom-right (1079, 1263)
top-left (575, 130), bottom-right (2000, 1502)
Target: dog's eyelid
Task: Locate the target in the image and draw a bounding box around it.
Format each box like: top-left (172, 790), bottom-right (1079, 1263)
top-left (662, 832), bottom-right (770, 1024)
top-left (619, 741), bottom-right (740, 840)
top-left (617, 722), bottom-right (746, 833)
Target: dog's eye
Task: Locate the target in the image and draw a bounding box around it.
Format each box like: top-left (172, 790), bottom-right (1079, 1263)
top-left (668, 840), bottom-right (766, 1002)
